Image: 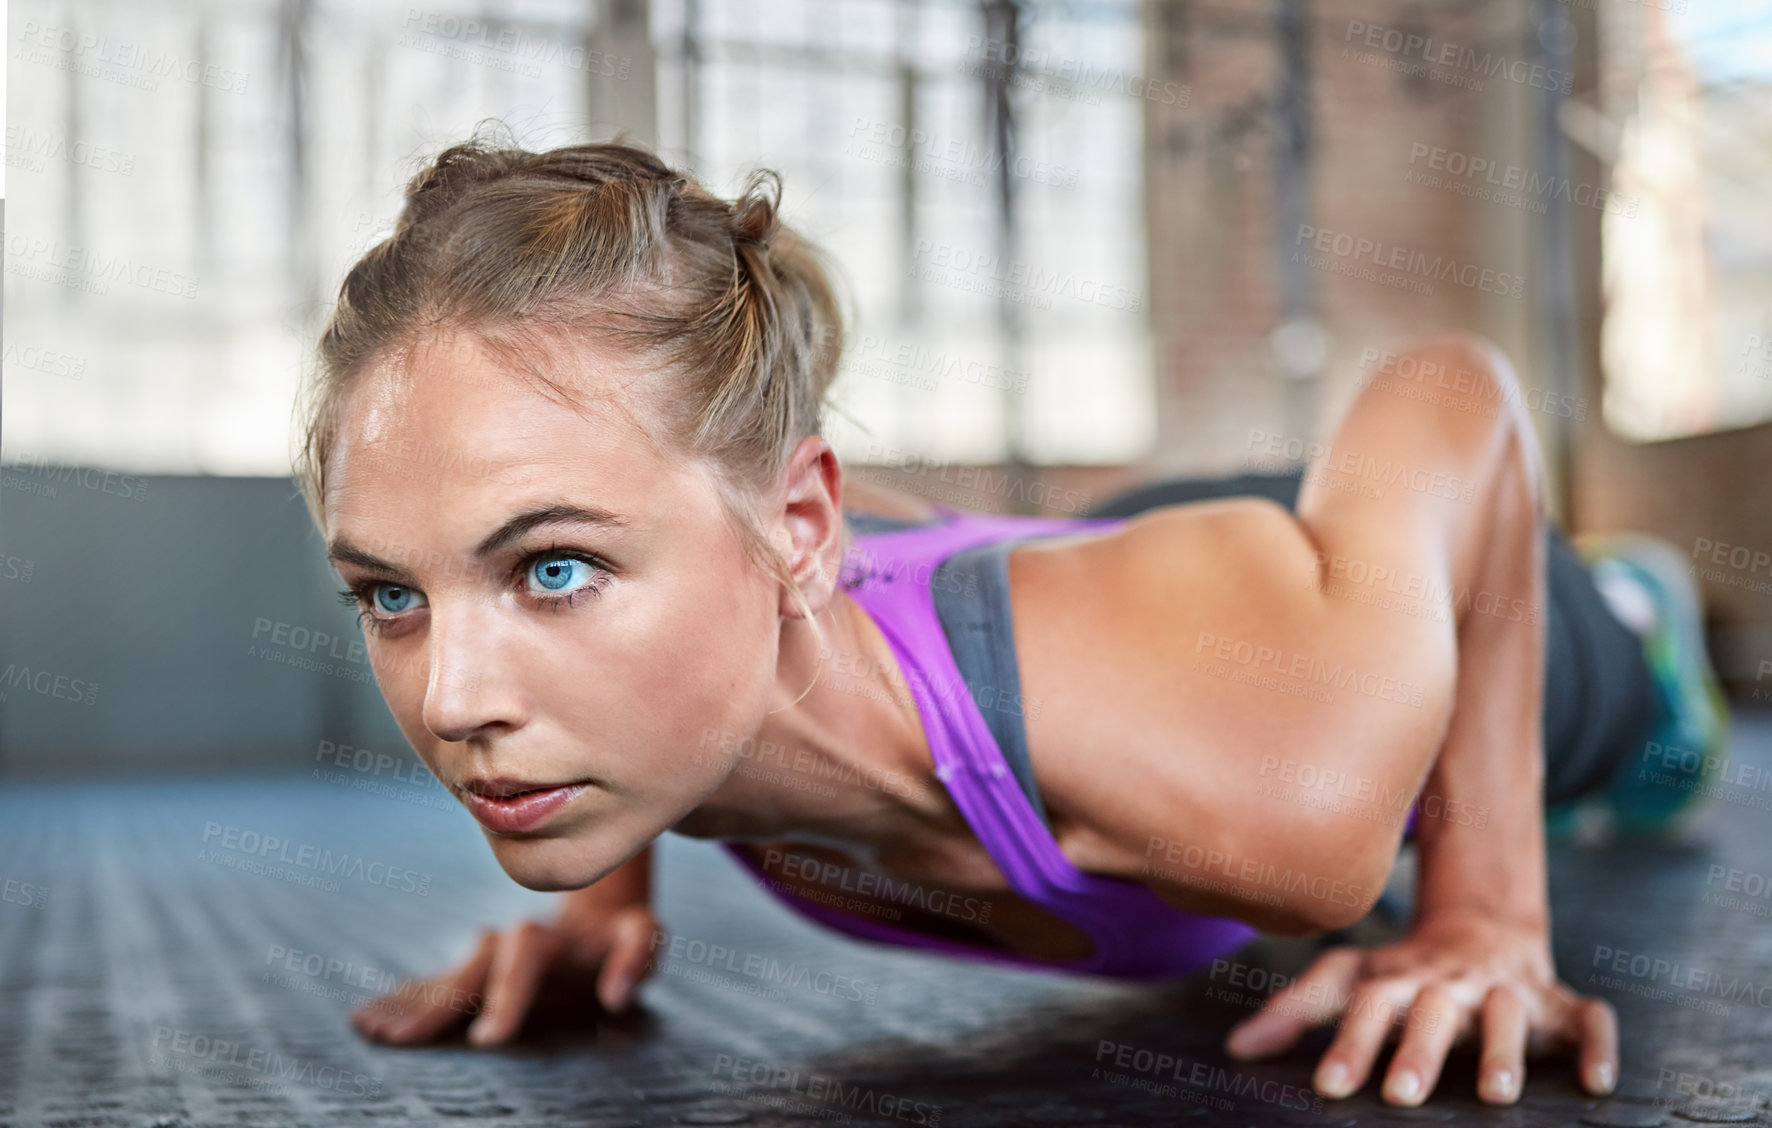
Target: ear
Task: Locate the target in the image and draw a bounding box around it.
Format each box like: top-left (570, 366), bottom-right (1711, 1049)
top-left (774, 434), bottom-right (846, 619)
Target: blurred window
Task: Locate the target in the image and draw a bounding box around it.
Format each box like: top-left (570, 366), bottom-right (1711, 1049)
top-left (2, 0), bottom-right (1155, 474)
top-left (1597, 0), bottom-right (1772, 440)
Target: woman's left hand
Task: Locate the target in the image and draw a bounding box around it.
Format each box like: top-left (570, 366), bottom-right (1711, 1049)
top-left (1221, 909), bottom-right (1618, 1106)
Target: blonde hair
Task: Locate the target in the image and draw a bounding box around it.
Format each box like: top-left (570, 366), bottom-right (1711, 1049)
top-left (297, 124), bottom-right (848, 703)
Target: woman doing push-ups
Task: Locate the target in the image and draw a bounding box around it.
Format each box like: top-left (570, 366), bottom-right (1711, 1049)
top-left (300, 130), bottom-right (1726, 1107)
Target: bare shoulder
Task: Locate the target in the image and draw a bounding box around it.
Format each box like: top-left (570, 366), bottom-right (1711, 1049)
top-left (1007, 496), bottom-right (1332, 722)
top-left (1004, 498), bottom-right (1380, 931)
top-left (1017, 495), bottom-right (1326, 619)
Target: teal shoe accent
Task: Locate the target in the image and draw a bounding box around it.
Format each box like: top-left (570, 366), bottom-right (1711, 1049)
top-left (1543, 797), bottom-right (1584, 844)
top-left (1579, 534), bottom-right (1730, 838)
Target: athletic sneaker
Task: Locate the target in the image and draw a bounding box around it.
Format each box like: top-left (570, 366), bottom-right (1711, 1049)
top-left (1577, 533), bottom-right (1731, 838)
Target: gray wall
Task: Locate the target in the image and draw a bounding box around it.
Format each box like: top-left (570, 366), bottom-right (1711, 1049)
top-left (0, 471), bottom-right (408, 778)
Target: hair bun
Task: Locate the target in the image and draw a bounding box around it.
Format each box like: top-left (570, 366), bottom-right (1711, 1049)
top-left (731, 169), bottom-right (784, 247)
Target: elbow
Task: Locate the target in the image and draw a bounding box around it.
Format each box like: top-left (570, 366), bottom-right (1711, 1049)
top-left (1266, 818), bottom-right (1397, 936)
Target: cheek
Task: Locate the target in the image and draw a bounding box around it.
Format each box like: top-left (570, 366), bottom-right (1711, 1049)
top-left (536, 556), bottom-right (783, 779)
top-left (627, 562), bottom-right (779, 736)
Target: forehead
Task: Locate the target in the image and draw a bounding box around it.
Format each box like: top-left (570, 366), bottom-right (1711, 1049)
top-left (324, 329), bottom-right (676, 529)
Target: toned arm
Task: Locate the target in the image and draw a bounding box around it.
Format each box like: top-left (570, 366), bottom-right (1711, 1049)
top-left (1012, 496), bottom-right (1439, 935)
top-left (1014, 335), bottom-right (1541, 937)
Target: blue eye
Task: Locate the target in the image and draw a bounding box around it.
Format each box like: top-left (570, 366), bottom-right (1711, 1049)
top-left (528, 556), bottom-right (596, 594)
top-left (372, 583), bottom-right (424, 614)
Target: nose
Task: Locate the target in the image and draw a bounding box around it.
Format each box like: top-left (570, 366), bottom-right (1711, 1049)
top-left (418, 601), bottom-right (525, 744)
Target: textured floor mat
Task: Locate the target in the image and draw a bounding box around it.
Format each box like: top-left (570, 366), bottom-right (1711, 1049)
top-left (2, 713), bottom-right (1770, 1127)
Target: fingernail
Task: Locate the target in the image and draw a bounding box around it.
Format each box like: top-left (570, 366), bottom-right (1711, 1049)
top-left (466, 1018), bottom-right (494, 1046)
top-left (1318, 1061), bottom-right (1350, 1097)
top-left (1484, 1069), bottom-right (1516, 1102)
top-left (603, 974), bottom-right (634, 1014)
top-left (1588, 1061), bottom-right (1616, 1094)
top-left (1387, 1070), bottom-right (1422, 1103)
top-left (1224, 1026), bottom-right (1255, 1058)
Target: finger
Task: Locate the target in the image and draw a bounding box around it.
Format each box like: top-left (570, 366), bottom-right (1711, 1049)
top-left (1225, 948), bottom-right (1364, 1060)
top-left (1476, 983), bottom-right (1529, 1105)
top-left (597, 908), bottom-right (660, 1014)
top-left (1382, 984), bottom-right (1464, 1106)
top-left (1574, 996), bottom-right (1618, 1096)
top-left (1315, 980), bottom-right (1416, 1099)
top-left (468, 921), bottom-right (561, 1047)
top-left (362, 930), bottom-right (497, 1045)
top-left (352, 933), bottom-right (485, 1042)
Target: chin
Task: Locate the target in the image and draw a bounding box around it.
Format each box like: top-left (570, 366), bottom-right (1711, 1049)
top-left (482, 834), bottom-right (611, 893)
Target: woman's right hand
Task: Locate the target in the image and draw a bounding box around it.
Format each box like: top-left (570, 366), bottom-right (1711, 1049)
top-left (350, 900), bottom-right (663, 1047)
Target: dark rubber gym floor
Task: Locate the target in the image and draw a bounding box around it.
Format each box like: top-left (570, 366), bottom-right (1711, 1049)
top-left (3, 711), bottom-right (1769, 1128)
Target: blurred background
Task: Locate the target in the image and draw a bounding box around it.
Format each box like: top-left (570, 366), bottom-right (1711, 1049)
top-left (3, 0), bottom-right (1771, 777)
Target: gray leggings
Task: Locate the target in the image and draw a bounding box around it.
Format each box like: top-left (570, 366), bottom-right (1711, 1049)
top-left (1084, 471), bottom-right (1657, 805)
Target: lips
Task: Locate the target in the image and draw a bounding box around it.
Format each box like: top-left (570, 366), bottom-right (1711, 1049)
top-left (458, 779), bottom-right (591, 834)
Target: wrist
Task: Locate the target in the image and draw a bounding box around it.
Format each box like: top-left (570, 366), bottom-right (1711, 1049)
top-left (1414, 899), bottom-right (1548, 937)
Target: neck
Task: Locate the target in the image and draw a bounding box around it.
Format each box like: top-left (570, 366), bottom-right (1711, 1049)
top-left (673, 592), bottom-right (953, 854)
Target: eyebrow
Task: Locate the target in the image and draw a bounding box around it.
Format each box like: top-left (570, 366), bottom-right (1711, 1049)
top-left (327, 503), bottom-right (629, 574)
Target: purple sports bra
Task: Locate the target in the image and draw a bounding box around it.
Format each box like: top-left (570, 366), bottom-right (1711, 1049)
top-left (721, 504), bottom-right (1258, 980)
